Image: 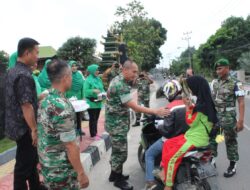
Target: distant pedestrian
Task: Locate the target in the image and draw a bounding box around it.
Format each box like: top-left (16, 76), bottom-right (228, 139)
top-left (5, 38), bottom-right (43, 190)
top-left (133, 71), bottom-right (153, 126)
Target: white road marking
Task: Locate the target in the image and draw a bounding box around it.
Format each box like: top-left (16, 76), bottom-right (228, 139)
top-left (244, 123), bottom-right (250, 131)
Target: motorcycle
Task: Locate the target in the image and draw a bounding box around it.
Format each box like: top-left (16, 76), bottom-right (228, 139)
top-left (138, 116), bottom-right (219, 190)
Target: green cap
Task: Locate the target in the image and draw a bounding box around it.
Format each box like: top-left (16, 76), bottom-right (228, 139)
top-left (214, 58), bottom-right (229, 69)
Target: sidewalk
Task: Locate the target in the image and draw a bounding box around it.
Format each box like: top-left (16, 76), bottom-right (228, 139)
top-left (0, 110), bottom-right (106, 189)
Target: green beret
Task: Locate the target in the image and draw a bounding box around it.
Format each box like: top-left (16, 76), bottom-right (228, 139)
top-left (214, 58), bottom-right (229, 69)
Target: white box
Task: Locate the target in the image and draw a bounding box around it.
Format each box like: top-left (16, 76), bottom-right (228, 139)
top-left (70, 100), bottom-right (89, 112)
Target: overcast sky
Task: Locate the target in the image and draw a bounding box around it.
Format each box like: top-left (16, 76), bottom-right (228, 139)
top-left (0, 0), bottom-right (249, 67)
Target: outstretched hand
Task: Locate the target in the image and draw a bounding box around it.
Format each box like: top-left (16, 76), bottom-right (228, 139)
top-left (155, 107), bottom-right (170, 117)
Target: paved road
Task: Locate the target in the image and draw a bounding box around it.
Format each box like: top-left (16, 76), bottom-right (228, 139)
top-left (85, 79), bottom-right (250, 190)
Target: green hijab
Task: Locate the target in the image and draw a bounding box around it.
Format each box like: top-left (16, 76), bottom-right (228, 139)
top-left (8, 52), bottom-right (17, 69)
top-left (68, 60), bottom-right (84, 92)
top-left (86, 64), bottom-right (103, 89)
top-left (32, 74), bottom-right (42, 96)
top-left (38, 59), bottom-right (52, 90)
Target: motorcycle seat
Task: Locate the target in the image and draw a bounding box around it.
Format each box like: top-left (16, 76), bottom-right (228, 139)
top-left (192, 146), bottom-right (210, 152)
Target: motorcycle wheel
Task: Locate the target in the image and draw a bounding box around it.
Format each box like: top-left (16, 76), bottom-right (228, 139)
top-left (175, 180), bottom-right (211, 190)
top-left (138, 144), bottom-right (146, 171)
top-left (206, 176), bottom-right (219, 190)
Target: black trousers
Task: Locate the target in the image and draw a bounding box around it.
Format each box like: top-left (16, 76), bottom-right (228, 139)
top-left (87, 108), bottom-right (101, 137)
top-left (76, 112), bottom-right (82, 131)
top-left (14, 131), bottom-right (40, 190)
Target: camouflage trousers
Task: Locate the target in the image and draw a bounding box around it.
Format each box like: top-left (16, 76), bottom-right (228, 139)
top-left (210, 115), bottom-right (239, 161)
top-left (110, 133), bottom-right (128, 173)
top-left (44, 173), bottom-right (79, 190)
top-left (136, 98), bottom-right (150, 121)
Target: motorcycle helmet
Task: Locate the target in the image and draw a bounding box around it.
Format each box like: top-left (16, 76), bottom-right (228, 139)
top-left (163, 80), bottom-right (182, 102)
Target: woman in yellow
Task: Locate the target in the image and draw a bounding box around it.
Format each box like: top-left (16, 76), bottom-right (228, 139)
top-left (161, 76), bottom-right (218, 190)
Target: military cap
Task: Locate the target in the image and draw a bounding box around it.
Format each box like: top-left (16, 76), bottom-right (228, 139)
top-left (214, 58), bottom-right (229, 69)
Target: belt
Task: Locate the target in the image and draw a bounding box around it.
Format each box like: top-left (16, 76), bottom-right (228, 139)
top-left (217, 107), bottom-right (236, 112)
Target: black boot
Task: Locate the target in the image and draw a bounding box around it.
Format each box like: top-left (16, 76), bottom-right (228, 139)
top-left (224, 161), bottom-right (236, 178)
top-left (114, 179), bottom-right (133, 190)
top-left (109, 171), bottom-right (129, 182)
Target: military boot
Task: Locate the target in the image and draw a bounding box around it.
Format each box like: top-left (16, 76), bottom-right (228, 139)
top-left (109, 171), bottom-right (129, 182)
top-left (224, 161), bottom-right (236, 178)
top-left (114, 178), bottom-right (133, 190)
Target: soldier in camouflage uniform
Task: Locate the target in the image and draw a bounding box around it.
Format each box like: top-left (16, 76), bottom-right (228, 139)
top-left (105, 60), bottom-right (169, 190)
top-left (133, 71), bottom-right (154, 126)
top-left (211, 58), bottom-right (245, 178)
top-left (102, 62), bottom-right (121, 90)
top-left (37, 60), bottom-right (89, 189)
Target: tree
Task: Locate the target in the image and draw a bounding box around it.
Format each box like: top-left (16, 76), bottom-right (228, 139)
top-left (197, 16), bottom-right (250, 71)
top-left (169, 47), bottom-right (196, 76)
top-left (238, 52), bottom-right (250, 73)
top-left (0, 50), bottom-right (9, 64)
top-left (57, 37), bottom-right (96, 68)
top-left (114, 0), bottom-right (167, 71)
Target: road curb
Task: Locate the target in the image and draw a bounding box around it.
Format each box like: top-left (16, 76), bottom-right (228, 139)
top-left (81, 132), bottom-right (111, 174)
top-left (0, 146), bottom-right (16, 166)
top-left (0, 132), bottom-right (111, 175)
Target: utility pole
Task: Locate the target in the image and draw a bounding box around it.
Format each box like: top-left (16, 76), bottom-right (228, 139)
top-left (182, 31), bottom-right (192, 69)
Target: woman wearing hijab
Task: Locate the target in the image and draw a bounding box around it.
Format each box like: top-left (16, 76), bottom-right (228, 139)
top-left (84, 64), bottom-right (105, 140)
top-left (38, 59), bottom-right (52, 91)
top-left (66, 60), bottom-right (85, 136)
top-left (31, 62), bottom-right (42, 97)
top-left (161, 76), bottom-right (218, 190)
top-left (8, 52), bottom-right (18, 69)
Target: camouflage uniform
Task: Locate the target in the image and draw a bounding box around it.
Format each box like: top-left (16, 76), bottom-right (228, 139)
top-left (102, 67), bottom-right (120, 90)
top-left (210, 76), bottom-right (245, 161)
top-left (105, 74), bottom-right (132, 173)
top-left (37, 88), bottom-right (79, 190)
top-left (135, 77), bottom-right (151, 121)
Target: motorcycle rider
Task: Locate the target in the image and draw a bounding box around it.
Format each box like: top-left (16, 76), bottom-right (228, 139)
top-left (161, 76), bottom-right (218, 190)
top-left (144, 80), bottom-right (189, 190)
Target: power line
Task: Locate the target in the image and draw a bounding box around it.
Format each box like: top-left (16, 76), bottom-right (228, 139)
top-left (182, 31), bottom-right (192, 68)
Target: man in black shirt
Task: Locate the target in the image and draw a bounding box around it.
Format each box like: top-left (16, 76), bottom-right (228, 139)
top-left (5, 38), bottom-right (42, 190)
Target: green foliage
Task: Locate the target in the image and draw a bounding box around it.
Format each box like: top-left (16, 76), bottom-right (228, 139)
top-left (0, 50), bottom-right (9, 64)
top-left (197, 16), bottom-right (250, 70)
top-left (0, 138), bottom-right (16, 153)
top-left (238, 51), bottom-right (250, 73)
top-left (169, 47), bottom-right (195, 76)
top-left (114, 0), bottom-right (167, 71)
top-left (57, 37), bottom-right (96, 68)
top-left (115, 0), bottom-right (147, 21)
